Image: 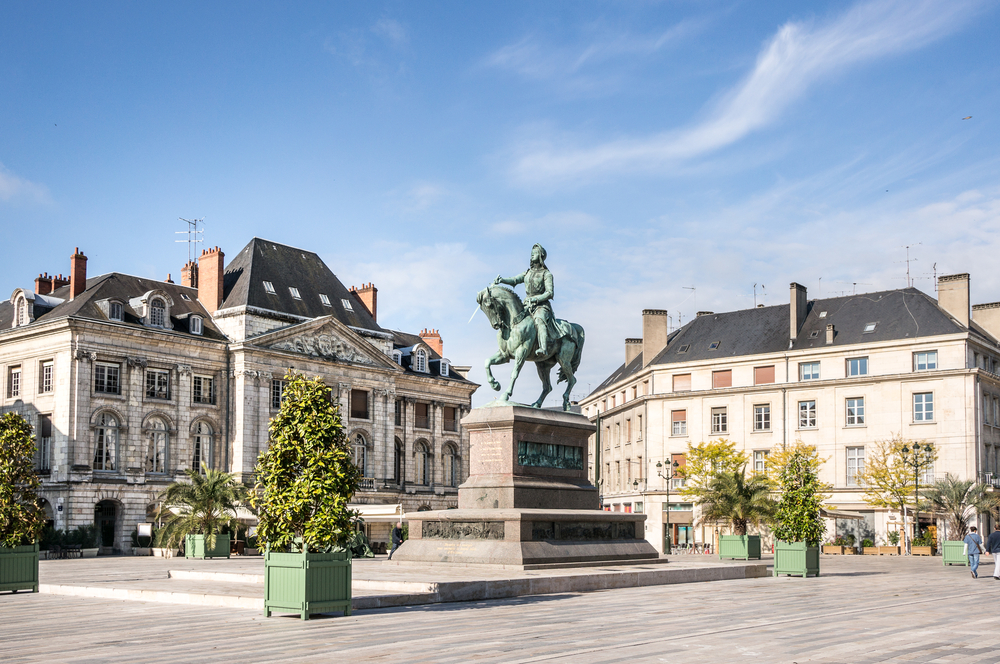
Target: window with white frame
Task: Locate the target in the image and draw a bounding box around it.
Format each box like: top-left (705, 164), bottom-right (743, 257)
top-left (189, 316), bottom-right (203, 335)
top-left (271, 379), bottom-right (287, 409)
top-left (93, 412), bottom-right (118, 471)
top-left (671, 410), bottom-right (687, 436)
top-left (15, 296), bottom-right (28, 327)
top-left (846, 397), bottom-right (865, 425)
top-left (415, 349), bottom-right (427, 373)
top-left (846, 446), bottom-right (865, 486)
top-left (109, 301), bottom-right (124, 321)
top-left (914, 351), bottom-right (938, 371)
top-left (193, 375), bottom-right (215, 404)
top-left (847, 357), bottom-right (868, 377)
top-left (94, 362), bottom-right (120, 394)
top-left (145, 417), bottom-right (169, 473)
top-left (798, 400), bottom-right (816, 428)
top-left (440, 360), bottom-right (449, 377)
top-left (800, 362), bottom-right (820, 381)
top-left (753, 404), bottom-right (770, 431)
top-left (289, 287), bottom-right (301, 300)
top-left (145, 369), bottom-right (170, 400)
top-left (392, 350), bottom-right (402, 365)
top-left (192, 421), bottom-right (213, 472)
top-left (341, 298), bottom-right (353, 311)
top-left (149, 298), bottom-right (166, 327)
top-left (711, 407), bottom-right (728, 434)
top-left (7, 365), bottom-right (21, 398)
top-left (913, 392), bottom-right (934, 422)
top-left (319, 293), bottom-right (331, 307)
top-left (919, 460), bottom-right (935, 484)
top-left (263, 281), bottom-right (276, 294)
top-left (753, 450), bottom-right (769, 474)
top-left (39, 360), bottom-right (53, 393)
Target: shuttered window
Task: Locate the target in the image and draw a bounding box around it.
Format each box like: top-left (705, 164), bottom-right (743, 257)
top-left (671, 410), bottom-right (687, 436)
top-left (712, 370), bottom-right (732, 389)
top-left (754, 365), bottom-right (775, 385)
top-left (672, 374), bottom-right (691, 392)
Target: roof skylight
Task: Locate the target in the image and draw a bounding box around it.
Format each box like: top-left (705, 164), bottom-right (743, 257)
top-left (863, 322), bottom-right (877, 333)
top-left (263, 281), bottom-right (276, 294)
top-left (319, 294), bottom-right (331, 307)
top-left (289, 287), bottom-right (301, 300)
top-left (708, 341), bottom-right (721, 351)
top-left (342, 299), bottom-right (353, 311)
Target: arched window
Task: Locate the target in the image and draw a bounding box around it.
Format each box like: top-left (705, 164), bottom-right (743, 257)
top-left (15, 297), bottom-right (28, 327)
top-left (193, 421), bottom-right (213, 472)
top-left (145, 417), bottom-right (169, 473)
top-left (415, 349), bottom-right (427, 373)
top-left (394, 438), bottom-right (404, 484)
top-left (415, 442), bottom-right (430, 485)
top-left (93, 412), bottom-right (118, 471)
top-left (444, 444), bottom-right (460, 487)
top-left (352, 433), bottom-right (367, 476)
top-left (149, 298), bottom-right (166, 327)
top-left (109, 301), bottom-right (124, 321)
top-left (392, 350), bottom-right (402, 366)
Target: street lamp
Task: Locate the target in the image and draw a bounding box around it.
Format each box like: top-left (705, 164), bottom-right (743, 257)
top-left (656, 459), bottom-right (680, 554)
top-left (900, 442), bottom-right (935, 555)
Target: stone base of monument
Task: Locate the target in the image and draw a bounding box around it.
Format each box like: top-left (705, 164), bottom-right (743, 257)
top-left (392, 404), bottom-right (659, 568)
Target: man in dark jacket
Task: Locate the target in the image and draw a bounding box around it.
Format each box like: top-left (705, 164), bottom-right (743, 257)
top-left (388, 522), bottom-right (404, 560)
top-left (986, 524), bottom-right (1000, 580)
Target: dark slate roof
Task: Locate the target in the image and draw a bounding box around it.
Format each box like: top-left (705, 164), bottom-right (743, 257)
top-left (386, 329), bottom-right (475, 384)
top-left (593, 288), bottom-right (981, 394)
top-left (0, 273), bottom-right (227, 341)
top-left (220, 238), bottom-right (382, 332)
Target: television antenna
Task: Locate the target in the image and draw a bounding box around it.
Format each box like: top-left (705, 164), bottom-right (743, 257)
top-left (176, 218), bottom-right (205, 262)
top-left (896, 243), bottom-right (921, 287)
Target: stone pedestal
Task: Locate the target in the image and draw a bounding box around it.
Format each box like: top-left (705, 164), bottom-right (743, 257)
top-left (393, 404), bottom-right (658, 568)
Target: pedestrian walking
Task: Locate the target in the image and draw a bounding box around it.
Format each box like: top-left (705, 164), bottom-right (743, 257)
top-left (388, 521), bottom-right (404, 560)
top-left (986, 524), bottom-right (1000, 580)
top-left (964, 526), bottom-right (985, 578)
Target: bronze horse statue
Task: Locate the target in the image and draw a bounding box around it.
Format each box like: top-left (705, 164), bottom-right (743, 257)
top-left (476, 284), bottom-right (585, 411)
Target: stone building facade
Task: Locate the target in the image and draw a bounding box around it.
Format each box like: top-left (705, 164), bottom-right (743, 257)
top-left (581, 275), bottom-right (1000, 554)
top-left (0, 239), bottom-right (477, 553)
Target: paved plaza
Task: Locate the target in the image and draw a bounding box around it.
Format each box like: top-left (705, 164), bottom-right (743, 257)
top-left (3, 554), bottom-right (999, 663)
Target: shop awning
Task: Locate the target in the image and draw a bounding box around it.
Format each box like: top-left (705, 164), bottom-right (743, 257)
top-left (349, 503), bottom-right (405, 522)
top-left (820, 508), bottom-right (867, 521)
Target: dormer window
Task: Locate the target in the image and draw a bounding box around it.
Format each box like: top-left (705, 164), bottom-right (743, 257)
top-left (289, 287), bottom-right (301, 300)
top-left (440, 360), bottom-right (450, 377)
top-left (15, 297), bottom-right (28, 327)
top-left (149, 298), bottom-right (166, 327)
top-left (109, 302), bottom-right (124, 322)
top-left (263, 281), bottom-right (276, 294)
top-left (415, 349), bottom-right (427, 373)
top-left (392, 350), bottom-right (402, 366)
top-left (190, 316), bottom-right (203, 335)
top-left (319, 294), bottom-right (331, 307)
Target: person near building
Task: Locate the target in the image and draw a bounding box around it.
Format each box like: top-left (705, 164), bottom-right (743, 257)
top-left (388, 522), bottom-right (404, 560)
top-left (965, 526), bottom-right (985, 578)
top-left (986, 524), bottom-right (1000, 580)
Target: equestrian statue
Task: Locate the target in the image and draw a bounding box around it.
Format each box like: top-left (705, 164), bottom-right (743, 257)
top-left (476, 244), bottom-right (585, 411)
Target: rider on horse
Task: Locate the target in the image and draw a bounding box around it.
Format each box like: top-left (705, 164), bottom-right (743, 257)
top-left (494, 244), bottom-right (558, 358)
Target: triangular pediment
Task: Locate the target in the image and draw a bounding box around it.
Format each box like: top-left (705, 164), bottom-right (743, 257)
top-left (250, 316), bottom-right (399, 369)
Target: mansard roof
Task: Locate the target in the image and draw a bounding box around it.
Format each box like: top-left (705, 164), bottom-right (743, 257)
top-left (0, 273), bottom-right (227, 341)
top-left (386, 328), bottom-right (475, 384)
top-left (593, 287), bottom-right (989, 394)
top-left (220, 238), bottom-right (382, 333)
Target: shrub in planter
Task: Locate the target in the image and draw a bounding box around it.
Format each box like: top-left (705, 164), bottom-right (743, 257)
top-left (250, 373), bottom-right (361, 620)
top-left (0, 413), bottom-right (45, 593)
top-left (887, 530), bottom-right (900, 546)
top-left (156, 465), bottom-right (244, 559)
top-left (772, 447), bottom-right (824, 577)
top-left (695, 467), bottom-right (774, 560)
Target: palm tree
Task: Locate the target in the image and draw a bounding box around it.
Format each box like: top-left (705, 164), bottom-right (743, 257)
top-left (923, 474), bottom-right (998, 541)
top-left (696, 467), bottom-right (776, 535)
top-left (156, 465), bottom-right (246, 550)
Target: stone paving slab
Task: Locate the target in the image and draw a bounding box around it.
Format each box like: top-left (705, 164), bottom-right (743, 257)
top-left (4, 555), bottom-right (1000, 663)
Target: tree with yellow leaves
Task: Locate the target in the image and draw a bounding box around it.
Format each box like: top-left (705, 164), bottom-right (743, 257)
top-left (677, 439), bottom-right (748, 500)
top-left (856, 435), bottom-right (936, 547)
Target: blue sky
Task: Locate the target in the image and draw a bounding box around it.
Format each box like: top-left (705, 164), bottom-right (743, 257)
top-left (1, 0), bottom-right (998, 406)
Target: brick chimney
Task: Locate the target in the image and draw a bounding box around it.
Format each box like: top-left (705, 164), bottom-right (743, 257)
top-left (70, 248), bottom-right (88, 300)
top-left (790, 282), bottom-right (807, 341)
top-left (419, 328), bottom-right (443, 356)
top-left (35, 273), bottom-right (52, 295)
top-left (164, 273), bottom-right (174, 284)
top-left (181, 260), bottom-right (198, 288)
top-left (50, 274), bottom-right (69, 292)
top-left (197, 246), bottom-right (225, 313)
top-left (938, 273), bottom-right (970, 328)
top-left (642, 309), bottom-right (669, 367)
top-left (625, 338), bottom-right (642, 366)
top-left (350, 283), bottom-right (378, 322)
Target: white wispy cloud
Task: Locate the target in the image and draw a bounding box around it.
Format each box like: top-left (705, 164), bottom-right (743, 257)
top-left (0, 163), bottom-right (51, 205)
top-left (509, 0), bottom-right (979, 185)
top-left (372, 18), bottom-right (408, 48)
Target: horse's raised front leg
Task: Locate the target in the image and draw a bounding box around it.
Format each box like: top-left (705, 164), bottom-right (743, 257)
top-left (557, 340), bottom-right (578, 411)
top-left (484, 350), bottom-right (507, 392)
top-left (503, 349), bottom-right (530, 402)
top-left (532, 360), bottom-right (555, 408)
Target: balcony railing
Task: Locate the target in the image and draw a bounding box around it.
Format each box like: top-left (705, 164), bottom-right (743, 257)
top-left (444, 419), bottom-right (457, 432)
top-left (358, 477), bottom-right (376, 492)
top-left (415, 416), bottom-right (430, 429)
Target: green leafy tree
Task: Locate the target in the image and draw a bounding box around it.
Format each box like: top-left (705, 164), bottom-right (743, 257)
top-left (678, 439), bottom-right (749, 500)
top-left (250, 373), bottom-right (361, 553)
top-left (923, 474), bottom-right (998, 540)
top-left (857, 436), bottom-right (935, 516)
top-left (695, 467), bottom-right (776, 536)
top-left (0, 412), bottom-right (45, 548)
top-left (156, 465), bottom-right (246, 549)
top-left (773, 447), bottom-right (825, 545)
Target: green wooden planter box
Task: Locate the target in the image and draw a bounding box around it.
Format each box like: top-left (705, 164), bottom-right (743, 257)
top-left (264, 548), bottom-right (352, 620)
top-left (773, 540), bottom-right (820, 578)
top-left (942, 540), bottom-right (969, 566)
top-left (719, 535), bottom-right (761, 560)
top-left (0, 544), bottom-right (39, 593)
top-left (185, 534), bottom-right (230, 559)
